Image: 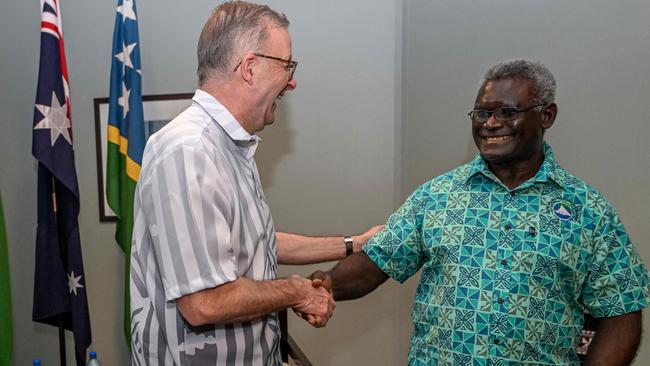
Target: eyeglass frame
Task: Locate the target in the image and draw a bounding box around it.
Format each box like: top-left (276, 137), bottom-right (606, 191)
top-left (233, 53), bottom-right (298, 80)
top-left (468, 104), bottom-right (547, 124)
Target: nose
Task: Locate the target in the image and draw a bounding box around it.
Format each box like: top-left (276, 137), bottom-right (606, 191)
top-left (483, 113), bottom-right (502, 129)
top-left (285, 78), bottom-right (297, 91)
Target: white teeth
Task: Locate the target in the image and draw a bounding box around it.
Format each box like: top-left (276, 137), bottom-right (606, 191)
top-left (486, 136), bottom-right (511, 141)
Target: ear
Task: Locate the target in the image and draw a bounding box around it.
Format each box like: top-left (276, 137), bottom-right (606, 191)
top-left (237, 54), bottom-right (256, 84)
top-left (540, 103), bottom-right (557, 130)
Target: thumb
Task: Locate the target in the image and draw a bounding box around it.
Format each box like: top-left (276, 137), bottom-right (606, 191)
top-left (310, 270), bottom-right (332, 290)
top-left (311, 278), bottom-right (323, 287)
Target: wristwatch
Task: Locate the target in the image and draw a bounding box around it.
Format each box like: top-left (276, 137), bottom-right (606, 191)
top-left (344, 236), bottom-right (354, 256)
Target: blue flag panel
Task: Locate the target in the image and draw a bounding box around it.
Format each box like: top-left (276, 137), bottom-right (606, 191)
top-left (31, 1), bottom-right (91, 365)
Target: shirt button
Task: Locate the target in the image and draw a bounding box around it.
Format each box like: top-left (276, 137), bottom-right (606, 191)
top-left (497, 298), bottom-right (504, 304)
top-left (494, 338), bottom-right (500, 345)
top-left (500, 259), bottom-right (508, 266)
top-left (509, 191), bottom-right (515, 196)
top-left (505, 223), bottom-right (512, 230)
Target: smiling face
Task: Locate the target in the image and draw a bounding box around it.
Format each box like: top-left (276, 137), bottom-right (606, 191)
top-left (254, 26), bottom-right (296, 131)
top-left (472, 77), bottom-right (555, 168)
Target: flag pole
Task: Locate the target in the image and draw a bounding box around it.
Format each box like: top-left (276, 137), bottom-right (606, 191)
top-left (58, 316), bottom-right (66, 366)
top-left (51, 179), bottom-right (66, 366)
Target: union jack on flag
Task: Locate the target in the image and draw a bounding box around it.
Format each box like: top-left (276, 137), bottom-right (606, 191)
top-left (32, 0), bottom-right (92, 365)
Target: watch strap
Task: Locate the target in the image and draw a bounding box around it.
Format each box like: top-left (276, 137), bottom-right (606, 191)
top-left (344, 236), bottom-right (353, 256)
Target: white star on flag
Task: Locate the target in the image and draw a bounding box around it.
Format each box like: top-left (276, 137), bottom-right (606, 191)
top-left (34, 91), bottom-right (72, 146)
top-left (119, 82), bottom-right (131, 117)
top-left (115, 42), bottom-right (137, 70)
top-left (67, 270), bottom-right (84, 296)
top-left (117, 0), bottom-right (137, 22)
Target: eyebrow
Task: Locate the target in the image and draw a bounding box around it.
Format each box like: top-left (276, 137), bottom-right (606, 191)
top-left (473, 103), bottom-right (518, 109)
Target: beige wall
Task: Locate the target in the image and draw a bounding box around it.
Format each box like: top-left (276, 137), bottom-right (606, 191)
top-left (262, 1), bottom-right (405, 365)
top-left (1, 0), bottom-right (648, 365)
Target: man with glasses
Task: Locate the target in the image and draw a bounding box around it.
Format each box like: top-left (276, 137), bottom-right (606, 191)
top-left (129, 2), bottom-right (381, 364)
top-left (313, 59), bottom-right (649, 364)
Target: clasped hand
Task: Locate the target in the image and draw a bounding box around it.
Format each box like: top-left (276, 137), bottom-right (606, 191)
top-left (290, 272), bottom-right (335, 328)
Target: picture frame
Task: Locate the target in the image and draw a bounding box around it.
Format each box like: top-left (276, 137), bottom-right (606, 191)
top-left (94, 93), bottom-right (194, 222)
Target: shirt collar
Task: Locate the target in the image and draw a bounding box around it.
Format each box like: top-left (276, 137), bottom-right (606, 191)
top-left (192, 89), bottom-right (261, 158)
top-left (463, 142), bottom-right (568, 190)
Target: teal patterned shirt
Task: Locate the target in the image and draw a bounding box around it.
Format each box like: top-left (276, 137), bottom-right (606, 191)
top-left (364, 143), bottom-right (649, 365)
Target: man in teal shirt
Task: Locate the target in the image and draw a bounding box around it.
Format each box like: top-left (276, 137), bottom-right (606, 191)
top-left (315, 59), bottom-right (649, 365)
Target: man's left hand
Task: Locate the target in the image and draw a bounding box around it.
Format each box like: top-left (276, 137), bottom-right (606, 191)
top-left (352, 225), bottom-right (384, 252)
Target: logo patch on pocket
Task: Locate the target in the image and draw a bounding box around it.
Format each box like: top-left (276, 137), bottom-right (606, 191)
top-left (552, 200), bottom-right (573, 222)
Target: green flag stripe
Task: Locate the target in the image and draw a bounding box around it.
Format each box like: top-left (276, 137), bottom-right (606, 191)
top-left (106, 147), bottom-right (137, 346)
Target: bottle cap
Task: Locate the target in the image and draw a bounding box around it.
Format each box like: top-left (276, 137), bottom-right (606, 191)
top-left (90, 351), bottom-right (97, 359)
top-left (33, 359), bottom-right (42, 366)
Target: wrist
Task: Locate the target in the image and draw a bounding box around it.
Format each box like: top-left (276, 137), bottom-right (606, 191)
top-left (351, 234), bottom-right (365, 252)
top-left (286, 276), bottom-right (306, 307)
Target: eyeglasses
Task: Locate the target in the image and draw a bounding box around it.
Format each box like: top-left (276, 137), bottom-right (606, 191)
top-left (468, 104), bottom-right (546, 124)
top-left (233, 53), bottom-right (298, 80)
top-left (254, 53), bottom-right (298, 80)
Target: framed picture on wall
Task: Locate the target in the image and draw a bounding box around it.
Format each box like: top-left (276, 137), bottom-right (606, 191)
top-left (94, 93), bottom-right (194, 222)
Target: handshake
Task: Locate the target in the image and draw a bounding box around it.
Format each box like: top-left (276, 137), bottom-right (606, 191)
top-left (290, 270), bottom-right (334, 328)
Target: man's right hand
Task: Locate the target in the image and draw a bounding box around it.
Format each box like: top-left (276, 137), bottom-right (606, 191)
top-left (290, 275), bottom-right (335, 327)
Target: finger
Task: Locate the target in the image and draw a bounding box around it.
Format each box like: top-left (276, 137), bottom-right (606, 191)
top-left (318, 315), bottom-right (329, 327)
top-left (311, 270), bottom-right (328, 282)
top-left (320, 274), bottom-right (332, 290)
top-left (307, 314), bottom-right (319, 326)
top-left (310, 315), bottom-right (326, 328)
top-left (311, 278), bottom-right (323, 287)
top-left (310, 270), bottom-right (332, 291)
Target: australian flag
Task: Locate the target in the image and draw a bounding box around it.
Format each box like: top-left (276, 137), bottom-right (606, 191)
top-left (32, 0), bottom-right (92, 365)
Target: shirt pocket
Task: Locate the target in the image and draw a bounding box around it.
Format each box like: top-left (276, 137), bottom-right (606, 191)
top-left (518, 212), bottom-right (586, 302)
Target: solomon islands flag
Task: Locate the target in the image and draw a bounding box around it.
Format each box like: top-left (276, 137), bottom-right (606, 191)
top-left (106, 0), bottom-right (146, 345)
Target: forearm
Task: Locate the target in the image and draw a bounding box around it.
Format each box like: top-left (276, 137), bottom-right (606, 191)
top-left (177, 277), bottom-right (300, 326)
top-left (276, 232), bottom-right (347, 265)
top-left (276, 225), bottom-right (384, 265)
top-left (327, 252), bottom-right (388, 301)
top-left (583, 311), bottom-right (642, 366)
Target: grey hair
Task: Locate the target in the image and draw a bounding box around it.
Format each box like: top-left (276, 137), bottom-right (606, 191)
top-left (197, 1), bottom-right (289, 85)
top-left (481, 59), bottom-right (556, 105)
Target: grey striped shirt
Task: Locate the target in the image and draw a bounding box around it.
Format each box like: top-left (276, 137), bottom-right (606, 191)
top-left (130, 89), bottom-right (281, 365)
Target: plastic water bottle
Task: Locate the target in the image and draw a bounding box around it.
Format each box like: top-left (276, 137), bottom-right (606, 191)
top-left (32, 359), bottom-right (41, 366)
top-left (86, 351), bottom-right (101, 366)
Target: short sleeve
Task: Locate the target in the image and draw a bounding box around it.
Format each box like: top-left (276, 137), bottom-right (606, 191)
top-left (581, 207), bottom-right (650, 317)
top-left (363, 186), bottom-right (427, 283)
top-left (139, 144), bottom-right (238, 301)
